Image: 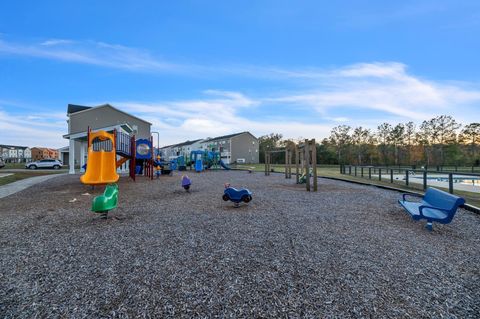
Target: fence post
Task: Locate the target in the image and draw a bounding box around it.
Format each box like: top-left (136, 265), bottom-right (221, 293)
top-left (390, 169), bottom-right (393, 183)
top-left (448, 173), bottom-right (454, 194)
top-left (368, 167), bottom-right (372, 179)
top-left (361, 167), bottom-right (364, 178)
top-left (405, 170), bottom-right (409, 186)
top-left (379, 168), bottom-right (382, 181)
top-left (355, 166), bottom-right (357, 176)
top-left (348, 165), bottom-right (352, 175)
top-left (423, 170), bottom-right (427, 191)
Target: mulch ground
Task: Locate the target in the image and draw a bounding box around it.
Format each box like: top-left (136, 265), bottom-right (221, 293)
top-left (0, 170), bottom-right (479, 318)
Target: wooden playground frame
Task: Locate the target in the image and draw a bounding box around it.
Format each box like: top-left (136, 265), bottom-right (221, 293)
top-left (265, 139), bottom-right (317, 191)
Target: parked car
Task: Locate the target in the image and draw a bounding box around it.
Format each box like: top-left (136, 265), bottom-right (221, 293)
top-left (26, 159), bottom-right (63, 170)
top-left (0, 158), bottom-right (4, 169)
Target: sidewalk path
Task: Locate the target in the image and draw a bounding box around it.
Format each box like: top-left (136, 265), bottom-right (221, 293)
top-left (0, 174), bottom-right (66, 199)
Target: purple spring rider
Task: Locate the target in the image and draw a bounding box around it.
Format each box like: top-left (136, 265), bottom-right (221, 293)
top-left (181, 175), bottom-right (191, 191)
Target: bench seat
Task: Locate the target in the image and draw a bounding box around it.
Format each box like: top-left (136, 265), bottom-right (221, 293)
top-left (398, 188), bottom-right (465, 231)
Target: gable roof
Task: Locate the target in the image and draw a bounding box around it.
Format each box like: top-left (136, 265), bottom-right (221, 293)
top-left (161, 139), bottom-right (203, 149)
top-left (203, 131), bottom-right (257, 143)
top-left (67, 103), bottom-right (152, 125)
top-left (67, 104), bottom-right (92, 114)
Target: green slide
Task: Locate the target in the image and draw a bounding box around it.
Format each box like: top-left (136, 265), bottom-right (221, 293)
top-left (92, 183), bottom-right (119, 217)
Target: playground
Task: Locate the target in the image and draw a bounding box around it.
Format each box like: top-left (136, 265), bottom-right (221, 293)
top-left (0, 169), bottom-right (479, 317)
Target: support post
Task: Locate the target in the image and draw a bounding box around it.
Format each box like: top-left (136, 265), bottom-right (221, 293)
top-left (405, 170), bottom-right (409, 186)
top-left (448, 173), bottom-right (454, 194)
top-left (305, 139), bottom-right (310, 192)
top-left (295, 146), bottom-right (300, 184)
top-left (390, 169), bottom-right (394, 183)
top-left (379, 168), bottom-right (382, 181)
top-left (69, 138), bottom-right (76, 174)
top-left (80, 141), bottom-right (86, 173)
top-left (312, 139), bottom-right (317, 192)
top-left (423, 170), bottom-right (427, 190)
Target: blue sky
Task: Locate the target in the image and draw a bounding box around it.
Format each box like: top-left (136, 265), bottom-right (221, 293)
top-left (1, 0), bottom-right (479, 148)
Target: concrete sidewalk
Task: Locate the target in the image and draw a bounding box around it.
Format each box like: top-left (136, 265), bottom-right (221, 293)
top-left (0, 174), bottom-right (66, 199)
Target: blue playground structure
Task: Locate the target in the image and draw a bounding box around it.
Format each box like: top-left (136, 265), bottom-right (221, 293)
top-left (223, 186), bottom-right (252, 207)
top-left (398, 187), bottom-right (465, 231)
top-left (189, 150), bottom-right (230, 172)
top-left (219, 159), bottom-right (230, 170)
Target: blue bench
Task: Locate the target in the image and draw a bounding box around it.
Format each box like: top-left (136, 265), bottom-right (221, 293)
top-left (398, 187), bottom-right (465, 231)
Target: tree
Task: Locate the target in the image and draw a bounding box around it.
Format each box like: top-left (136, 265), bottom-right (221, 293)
top-left (259, 133), bottom-right (283, 163)
top-left (431, 115), bottom-right (461, 165)
top-left (389, 124), bottom-right (405, 166)
top-left (403, 121), bottom-right (416, 164)
top-left (377, 123), bottom-right (392, 165)
top-left (329, 125), bottom-right (351, 164)
top-left (351, 127), bottom-right (373, 165)
top-left (416, 125), bottom-right (431, 166)
top-left (459, 123), bottom-right (480, 165)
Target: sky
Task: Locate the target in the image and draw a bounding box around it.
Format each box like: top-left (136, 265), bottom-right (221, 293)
top-left (0, 0), bottom-right (479, 148)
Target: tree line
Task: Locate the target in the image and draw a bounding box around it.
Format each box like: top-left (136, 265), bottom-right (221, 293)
top-left (259, 115), bottom-right (480, 167)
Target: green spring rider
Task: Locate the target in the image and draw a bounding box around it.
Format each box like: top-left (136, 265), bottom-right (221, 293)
top-left (92, 183), bottom-right (119, 218)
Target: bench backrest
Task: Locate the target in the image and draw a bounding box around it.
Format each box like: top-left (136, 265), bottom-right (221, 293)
top-left (424, 187), bottom-right (465, 212)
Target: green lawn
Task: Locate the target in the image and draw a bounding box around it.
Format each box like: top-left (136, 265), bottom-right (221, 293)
top-left (0, 171), bottom-right (64, 186)
top-left (233, 164), bottom-right (480, 208)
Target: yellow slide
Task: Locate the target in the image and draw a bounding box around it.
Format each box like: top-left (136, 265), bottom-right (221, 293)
top-left (80, 130), bottom-right (119, 185)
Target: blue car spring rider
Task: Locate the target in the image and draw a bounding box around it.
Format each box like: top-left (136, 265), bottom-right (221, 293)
top-left (222, 183), bottom-right (252, 207)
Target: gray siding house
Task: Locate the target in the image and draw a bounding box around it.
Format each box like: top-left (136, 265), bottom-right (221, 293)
top-left (201, 132), bottom-right (259, 164)
top-left (160, 139), bottom-right (203, 159)
top-left (63, 104), bottom-right (151, 174)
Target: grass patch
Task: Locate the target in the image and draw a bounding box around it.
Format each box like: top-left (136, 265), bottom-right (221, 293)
top-left (0, 171), bottom-right (63, 186)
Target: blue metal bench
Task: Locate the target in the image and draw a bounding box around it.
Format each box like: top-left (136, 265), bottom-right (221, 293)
top-left (398, 187), bottom-right (465, 231)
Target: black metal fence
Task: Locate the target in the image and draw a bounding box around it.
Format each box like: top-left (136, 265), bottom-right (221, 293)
top-left (340, 164), bottom-right (480, 199)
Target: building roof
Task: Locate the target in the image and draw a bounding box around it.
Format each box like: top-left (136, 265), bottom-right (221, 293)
top-left (0, 144), bottom-right (30, 150)
top-left (160, 139), bottom-right (203, 149)
top-left (31, 147), bottom-right (58, 152)
top-left (67, 103), bottom-right (152, 125)
top-left (203, 131), bottom-right (256, 143)
top-left (67, 104), bottom-right (92, 114)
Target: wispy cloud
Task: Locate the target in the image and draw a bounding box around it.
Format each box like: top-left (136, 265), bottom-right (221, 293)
top-left (268, 62), bottom-right (480, 119)
top-left (0, 109), bottom-right (67, 147)
top-left (0, 37), bottom-right (181, 72)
